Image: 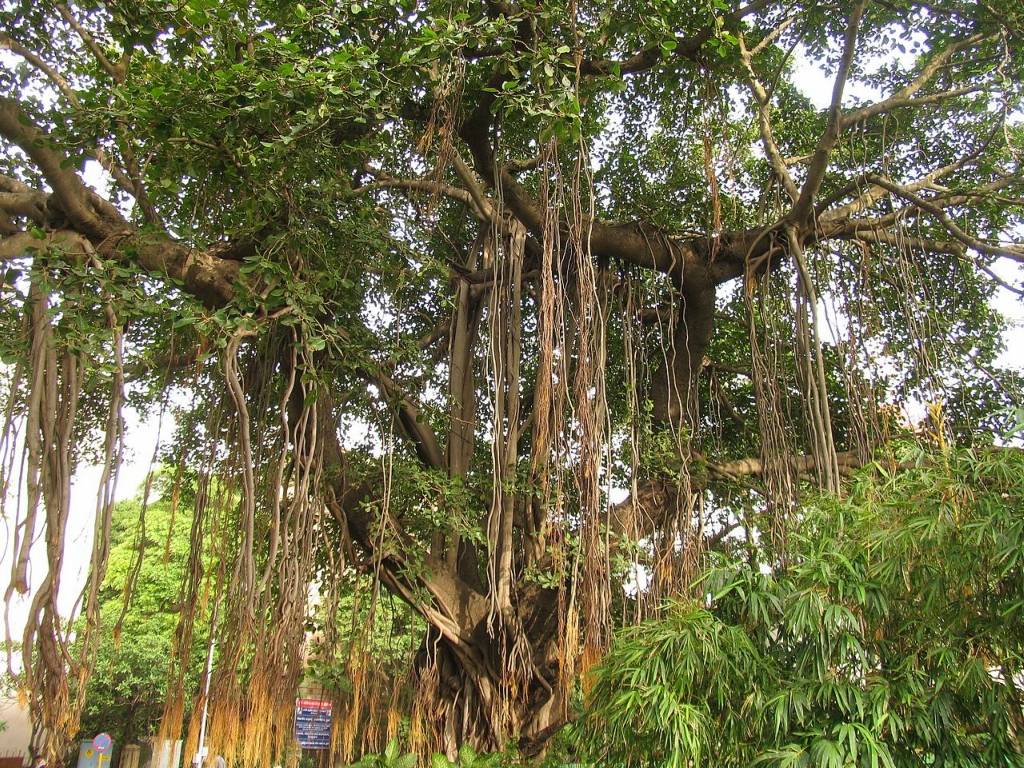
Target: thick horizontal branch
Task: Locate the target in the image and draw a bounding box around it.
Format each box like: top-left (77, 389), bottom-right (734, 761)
top-left (817, 138), bottom-right (1012, 227)
top-left (707, 451), bottom-right (865, 479)
top-left (0, 224), bottom-right (242, 306)
top-left (703, 361), bottom-right (752, 378)
top-left (0, 98), bottom-right (248, 304)
top-left (0, 229), bottom-right (90, 262)
top-left (832, 226), bottom-right (966, 256)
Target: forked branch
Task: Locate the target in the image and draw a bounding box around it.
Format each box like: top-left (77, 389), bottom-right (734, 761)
top-left (789, 2), bottom-right (866, 223)
top-left (841, 31), bottom-right (997, 127)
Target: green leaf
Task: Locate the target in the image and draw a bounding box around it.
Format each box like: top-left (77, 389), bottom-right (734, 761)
top-left (457, 745), bottom-right (477, 766)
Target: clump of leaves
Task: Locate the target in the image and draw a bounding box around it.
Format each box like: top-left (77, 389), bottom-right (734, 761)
top-left (431, 745), bottom-right (503, 768)
top-left (578, 445), bottom-right (1024, 768)
top-left (348, 740), bottom-right (502, 768)
top-left (348, 740), bottom-right (417, 768)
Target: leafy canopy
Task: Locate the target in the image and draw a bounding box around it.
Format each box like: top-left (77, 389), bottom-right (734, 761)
top-left (0, 0), bottom-right (1022, 761)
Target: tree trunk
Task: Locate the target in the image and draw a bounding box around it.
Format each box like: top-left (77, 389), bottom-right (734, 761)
top-left (649, 283), bottom-right (717, 429)
top-left (413, 601), bottom-right (565, 760)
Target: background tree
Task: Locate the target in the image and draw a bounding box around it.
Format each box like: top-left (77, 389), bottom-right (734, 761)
top-left (0, 0), bottom-right (1021, 763)
top-left (74, 481), bottom-right (209, 754)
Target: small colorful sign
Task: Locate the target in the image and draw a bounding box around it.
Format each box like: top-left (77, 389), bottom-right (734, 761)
top-left (77, 736), bottom-right (113, 768)
top-left (295, 698), bottom-right (333, 749)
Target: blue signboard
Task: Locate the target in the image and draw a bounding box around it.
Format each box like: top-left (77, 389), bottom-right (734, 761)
top-left (295, 698), bottom-right (333, 749)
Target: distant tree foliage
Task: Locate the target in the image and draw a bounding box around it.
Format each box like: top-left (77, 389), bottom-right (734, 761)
top-left (74, 483), bottom-right (208, 751)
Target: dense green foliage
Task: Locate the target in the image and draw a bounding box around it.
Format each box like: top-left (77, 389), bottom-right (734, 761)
top-left (0, 0), bottom-right (1022, 761)
top-left (347, 740), bottom-right (503, 768)
top-left (74, 483), bottom-right (208, 747)
top-left (581, 444), bottom-right (1024, 767)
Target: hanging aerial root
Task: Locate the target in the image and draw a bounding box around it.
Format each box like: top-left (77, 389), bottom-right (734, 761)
top-left (7, 258), bottom-right (127, 763)
top-left (745, 267), bottom-right (798, 558)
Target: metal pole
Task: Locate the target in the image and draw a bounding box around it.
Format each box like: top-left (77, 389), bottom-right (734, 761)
top-left (193, 598), bottom-right (220, 768)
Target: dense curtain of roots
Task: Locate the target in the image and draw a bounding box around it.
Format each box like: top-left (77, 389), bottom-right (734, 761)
top-left (533, 141), bottom-right (578, 706)
top-left (0, 261), bottom-right (124, 764)
top-left (163, 324), bottom-right (327, 768)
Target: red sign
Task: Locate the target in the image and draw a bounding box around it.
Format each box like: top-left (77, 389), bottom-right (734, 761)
top-left (92, 733), bottom-right (113, 752)
top-left (296, 698), bottom-right (332, 709)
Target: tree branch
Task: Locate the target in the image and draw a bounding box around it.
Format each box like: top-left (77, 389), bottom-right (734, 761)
top-left (0, 98), bottom-right (119, 237)
top-left (55, 4), bottom-right (127, 83)
top-left (0, 230), bottom-right (90, 262)
top-left (846, 85), bottom-right (987, 127)
top-left (48, 7), bottom-right (163, 231)
top-left (738, 33), bottom-right (800, 203)
top-left (371, 368), bottom-right (447, 470)
top-left (0, 190), bottom-right (48, 227)
top-left (449, 152), bottom-right (496, 221)
top-left (865, 174), bottom-right (1024, 262)
top-left (841, 32), bottom-right (995, 128)
top-left (830, 226), bottom-right (966, 256)
top-left (789, 2), bottom-right (865, 223)
top-left (355, 166), bottom-right (490, 221)
top-left (707, 451), bottom-right (865, 479)
top-left (0, 33), bottom-right (75, 101)
top-left (817, 129), bottom-right (1008, 225)
top-left (0, 33), bottom-right (156, 221)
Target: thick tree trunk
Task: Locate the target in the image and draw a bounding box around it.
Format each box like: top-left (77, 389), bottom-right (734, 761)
top-left (649, 282), bottom-right (717, 428)
top-left (413, 604), bottom-right (565, 759)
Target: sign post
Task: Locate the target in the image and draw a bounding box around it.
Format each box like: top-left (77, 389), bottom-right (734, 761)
top-left (294, 698), bottom-right (333, 749)
top-left (193, 599), bottom-right (220, 768)
top-left (76, 735), bottom-right (113, 768)
top-left (95, 733), bottom-right (113, 768)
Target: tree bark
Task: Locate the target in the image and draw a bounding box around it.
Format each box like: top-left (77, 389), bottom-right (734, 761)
top-left (649, 281), bottom-right (717, 427)
top-left (413, 604), bottom-right (565, 758)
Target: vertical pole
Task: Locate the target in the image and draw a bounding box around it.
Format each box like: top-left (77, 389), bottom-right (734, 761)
top-left (193, 599), bottom-right (221, 768)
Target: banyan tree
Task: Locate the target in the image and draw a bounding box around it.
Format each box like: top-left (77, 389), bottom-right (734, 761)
top-left (0, 0), bottom-right (1021, 763)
